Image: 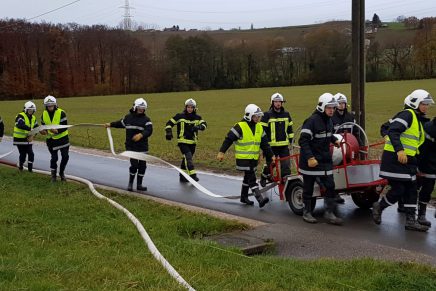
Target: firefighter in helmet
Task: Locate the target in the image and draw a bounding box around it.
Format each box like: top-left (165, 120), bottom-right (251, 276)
top-left (372, 89), bottom-right (434, 232)
top-left (13, 101), bottom-right (38, 172)
top-left (217, 104), bottom-right (274, 207)
top-left (298, 93), bottom-right (342, 225)
top-left (260, 92), bottom-right (294, 186)
top-left (165, 98), bottom-right (207, 182)
top-left (39, 96), bottom-right (70, 182)
top-left (105, 98), bottom-right (153, 192)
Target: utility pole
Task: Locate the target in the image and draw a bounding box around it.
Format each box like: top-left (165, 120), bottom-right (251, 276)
top-left (351, 0), bottom-right (366, 129)
top-left (121, 0), bottom-right (132, 31)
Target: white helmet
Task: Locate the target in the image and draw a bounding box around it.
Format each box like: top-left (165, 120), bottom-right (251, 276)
top-left (133, 98), bottom-right (147, 111)
top-left (244, 104), bottom-right (263, 121)
top-left (44, 95), bottom-right (57, 107)
top-left (185, 98), bottom-right (197, 108)
top-left (270, 92), bottom-right (284, 103)
top-left (334, 93), bottom-right (348, 104)
top-left (24, 101), bottom-right (36, 113)
top-left (316, 93), bottom-right (338, 113)
top-left (404, 89), bottom-right (434, 109)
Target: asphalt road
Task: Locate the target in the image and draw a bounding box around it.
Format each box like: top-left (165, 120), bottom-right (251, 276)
top-left (1, 138), bottom-right (436, 264)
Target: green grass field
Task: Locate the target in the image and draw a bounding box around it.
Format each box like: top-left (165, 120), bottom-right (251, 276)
top-left (1, 79), bottom-right (435, 171)
top-left (1, 165), bottom-right (436, 290)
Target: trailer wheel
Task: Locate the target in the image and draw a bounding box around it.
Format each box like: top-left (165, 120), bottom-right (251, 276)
top-left (351, 189), bottom-right (379, 209)
top-left (285, 180), bottom-right (316, 215)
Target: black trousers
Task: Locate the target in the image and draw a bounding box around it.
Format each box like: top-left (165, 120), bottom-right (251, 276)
top-left (302, 174), bottom-right (335, 200)
top-left (263, 146), bottom-right (291, 177)
top-left (17, 144), bottom-right (34, 166)
top-left (179, 143), bottom-right (196, 175)
top-left (242, 169), bottom-right (259, 193)
top-left (418, 177), bottom-right (435, 204)
top-left (129, 158), bottom-right (147, 176)
top-left (48, 145), bottom-right (69, 174)
top-left (384, 179), bottom-right (417, 209)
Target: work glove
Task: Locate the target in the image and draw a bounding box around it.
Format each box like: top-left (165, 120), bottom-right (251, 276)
top-left (191, 125), bottom-right (200, 133)
top-left (27, 135), bottom-right (34, 142)
top-left (132, 133), bottom-right (143, 142)
top-left (165, 129), bottom-right (173, 141)
top-left (397, 150), bottom-right (408, 164)
top-left (50, 129), bottom-right (58, 134)
top-left (308, 157), bottom-right (318, 168)
top-left (39, 129), bottom-right (48, 135)
top-left (217, 152), bottom-right (225, 161)
top-left (104, 123), bottom-right (111, 128)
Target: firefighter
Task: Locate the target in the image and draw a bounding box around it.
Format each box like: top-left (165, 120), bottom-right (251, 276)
top-left (217, 104), bottom-right (274, 207)
top-left (39, 96), bottom-right (70, 182)
top-left (331, 93), bottom-right (357, 204)
top-left (417, 116), bottom-right (436, 226)
top-left (13, 101), bottom-right (38, 172)
top-left (299, 93), bottom-right (342, 225)
top-left (105, 98), bottom-right (153, 192)
top-left (0, 115), bottom-right (4, 142)
top-left (260, 92), bottom-right (294, 186)
top-left (165, 98), bottom-right (207, 182)
top-left (372, 89), bottom-right (433, 232)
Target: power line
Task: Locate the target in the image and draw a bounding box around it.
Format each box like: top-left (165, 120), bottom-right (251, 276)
top-left (27, 0), bottom-right (81, 21)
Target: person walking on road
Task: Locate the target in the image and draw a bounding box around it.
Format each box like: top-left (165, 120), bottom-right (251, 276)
top-left (298, 93), bottom-right (343, 225)
top-left (13, 101), bottom-right (38, 172)
top-left (372, 89), bottom-right (433, 232)
top-left (260, 92), bottom-right (294, 186)
top-left (417, 115), bottom-right (436, 226)
top-left (165, 98), bottom-right (207, 183)
top-left (39, 96), bottom-right (70, 182)
top-left (106, 98), bottom-right (153, 192)
top-left (217, 104), bottom-right (274, 208)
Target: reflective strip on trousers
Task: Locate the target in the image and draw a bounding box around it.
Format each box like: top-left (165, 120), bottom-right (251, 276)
top-left (379, 170), bottom-right (416, 180)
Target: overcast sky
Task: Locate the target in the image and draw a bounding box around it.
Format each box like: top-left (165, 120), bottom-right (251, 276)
top-left (1, 0), bottom-right (435, 30)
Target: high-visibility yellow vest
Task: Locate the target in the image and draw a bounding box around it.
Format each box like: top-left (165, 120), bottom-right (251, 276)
top-left (235, 121), bottom-right (263, 160)
top-left (42, 109), bottom-right (68, 140)
top-left (13, 112), bottom-right (36, 138)
top-left (384, 109), bottom-right (424, 156)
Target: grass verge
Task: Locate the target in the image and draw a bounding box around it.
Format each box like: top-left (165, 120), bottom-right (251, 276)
top-left (1, 165), bottom-right (436, 290)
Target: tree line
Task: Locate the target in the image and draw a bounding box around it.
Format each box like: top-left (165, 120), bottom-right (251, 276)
top-left (0, 18), bottom-right (435, 100)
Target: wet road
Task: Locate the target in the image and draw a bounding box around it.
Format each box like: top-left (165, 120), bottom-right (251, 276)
top-left (1, 138), bottom-right (436, 262)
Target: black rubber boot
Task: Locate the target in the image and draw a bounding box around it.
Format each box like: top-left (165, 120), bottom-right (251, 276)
top-left (417, 203), bottom-right (431, 227)
top-left (51, 170), bottom-right (57, 183)
top-left (59, 171), bottom-right (66, 182)
top-left (127, 174), bottom-right (135, 191)
top-left (397, 201), bottom-right (406, 213)
top-left (334, 194), bottom-right (345, 204)
top-left (302, 199), bottom-right (317, 223)
top-left (254, 189), bottom-right (269, 208)
top-left (190, 174), bottom-right (199, 182)
top-left (27, 162), bottom-right (33, 173)
top-left (179, 174), bottom-right (189, 183)
top-left (240, 185), bottom-right (254, 206)
top-left (405, 208), bottom-right (429, 232)
top-left (18, 163), bottom-right (24, 171)
top-left (324, 198), bottom-right (343, 225)
top-left (137, 175), bottom-right (147, 191)
top-left (372, 200), bottom-right (388, 225)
